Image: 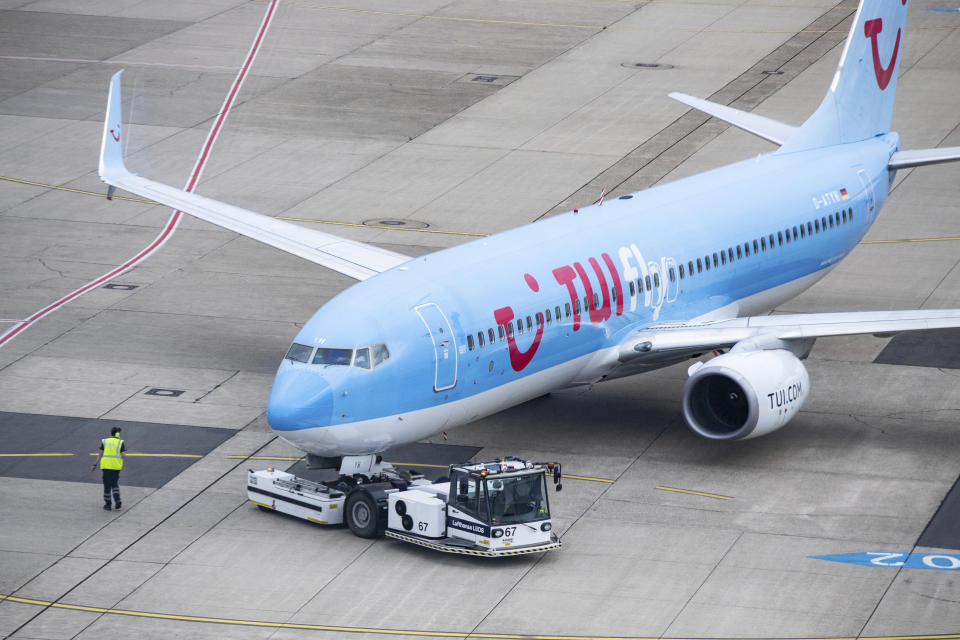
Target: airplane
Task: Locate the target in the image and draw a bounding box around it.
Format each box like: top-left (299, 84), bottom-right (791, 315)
top-left (98, 0), bottom-right (960, 470)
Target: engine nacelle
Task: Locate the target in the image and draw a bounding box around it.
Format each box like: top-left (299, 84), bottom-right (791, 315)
top-left (682, 349), bottom-right (810, 440)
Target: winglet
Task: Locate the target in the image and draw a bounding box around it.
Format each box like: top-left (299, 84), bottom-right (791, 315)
top-left (668, 92), bottom-right (797, 146)
top-left (99, 70), bottom-right (128, 184)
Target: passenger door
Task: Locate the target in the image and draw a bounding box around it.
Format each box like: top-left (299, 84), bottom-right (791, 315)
top-left (415, 302), bottom-right (457, 392)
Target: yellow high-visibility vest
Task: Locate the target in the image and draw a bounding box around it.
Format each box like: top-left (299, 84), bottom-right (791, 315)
top-left (100, 437), bottom-right (124, 470)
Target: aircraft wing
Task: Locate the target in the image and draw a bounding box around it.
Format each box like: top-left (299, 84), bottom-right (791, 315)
top-left (617, 309), bottom-right (960, 363)
top-left (99, 71), bottom-right (411, 281)
top-left (668, 92), bottom-right (798, 146)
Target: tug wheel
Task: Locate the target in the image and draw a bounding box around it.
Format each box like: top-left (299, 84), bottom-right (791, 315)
top-left (345, 490), bottom-right (380, 538)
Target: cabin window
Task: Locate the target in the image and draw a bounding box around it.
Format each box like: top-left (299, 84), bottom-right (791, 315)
top-left (778, 231), bottom-right (784, 246)
top-left (761, 237), bottom-right (767, 251)
top-left (836, 212), bottom-right (841, 226)
top-left (645, 275), bottom-right (653, 289)
top-left (593, 293), bottom-right (599, 309)
top-left (697, 258), bottom-right (703, 273)
top-left (478, 332), bottom-right (485, 347)
top-left (629, 280), bottom-right (636, 295)
top-left (799, 225), bottom-right (806, 239)
top-left (769, 233), bottom-right (776, 248)
top-left (752, 239), bottom-right (758, 254)
top-left (728, 248), bottom-right (734, 262)
top-left (736, 245), bottom-right (743, 259)
top-left (313, 347), bottom-right (353, 366)
top-left (545, 309), bottom-right (552, 324)
top-left (574, 298), bottom-right (581, 315)
top-left (285, 343), bottom-right (313, 363)
top-left (565, 302), bottom-right (571, 317)
top-left (653, 273), bottom-right (660, 288)
top-left (712, 253), bottom-right (718, 268)
top-left (555, 305), bottom-right (561, 320)
top-left (583, 296), bottom-right (590, 312)
top-left (354, 347), bottom-right (371, 369)
top-left (372, 343), bottom-right (390, 367)
top-left (488, 328), bottom-right (496, 343)
top-left (515, 319), bottom-right (522, 335)
top-left (828, 215), bottom-right (834, 228)
top-left (637, 278), bottom-right (643, 293)
top-left (499, 325), bottom-right (506, 341)
top-left (536, 313), bottom-right (543, 327)
top-left (821, 216), bottom-right (827, 229)
top-left (704, 256), bottom-right (711, 271)
top-left (720, 251), bottom-right (727, 265)
top-left (814, 219), bottom-right (820, 233)
top-left (679, 264), bottom-right (685, 279)
top-left (848, 207), bottom-right (853, 221)
top-left (669, 267), bottom-right (676, 282)
top-left (807, 221), bottom-right (813, 235)
top-left (793, 226), bottom-right (798, 241)
top-left (467, 334), bottom-right (474, 351)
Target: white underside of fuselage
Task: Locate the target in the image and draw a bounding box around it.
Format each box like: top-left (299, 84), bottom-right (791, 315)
top-left (278, 264), bottom-right (836, 456)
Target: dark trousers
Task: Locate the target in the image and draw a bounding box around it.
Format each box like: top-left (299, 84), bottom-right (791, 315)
top-left (102, 469), bottom-right (121, 505)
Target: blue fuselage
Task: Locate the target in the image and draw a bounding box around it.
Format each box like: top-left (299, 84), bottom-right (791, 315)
top-left (267, 134), bottom-right (898, 455)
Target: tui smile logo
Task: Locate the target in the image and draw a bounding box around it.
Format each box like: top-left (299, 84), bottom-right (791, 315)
top-left (863, 1), bottom-right (907, 91)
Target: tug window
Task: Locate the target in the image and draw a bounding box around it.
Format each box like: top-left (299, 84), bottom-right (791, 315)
top-left (452, 471), bottom-right (486, 520)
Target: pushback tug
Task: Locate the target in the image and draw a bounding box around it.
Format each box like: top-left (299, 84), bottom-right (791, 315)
top-left (247, 456), bottom-right (563, 557)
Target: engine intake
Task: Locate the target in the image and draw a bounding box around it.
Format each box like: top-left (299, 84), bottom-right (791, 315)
top-left (682, 349), bottom-right (809, 440)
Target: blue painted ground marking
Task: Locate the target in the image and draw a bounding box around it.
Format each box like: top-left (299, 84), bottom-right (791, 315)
top-left (811, 552), bottom-right (960, 570)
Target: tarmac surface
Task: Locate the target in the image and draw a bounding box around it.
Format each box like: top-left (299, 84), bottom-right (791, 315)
top-left (1, 0), bottom-right (960, 638)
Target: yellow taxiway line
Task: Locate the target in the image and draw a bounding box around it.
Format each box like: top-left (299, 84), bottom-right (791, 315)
top-left (656, 485), bottom-right (732, 500)
top-left (3, 593), bottom-right (960, 640)
top-left (0, 453), bottom-right (73, 457)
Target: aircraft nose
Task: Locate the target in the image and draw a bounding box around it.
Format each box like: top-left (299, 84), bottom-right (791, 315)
top-left (267, 367), bottom-right (334, 430)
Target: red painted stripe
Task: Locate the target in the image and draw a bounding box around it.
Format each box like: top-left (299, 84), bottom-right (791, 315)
top-left (0, 0), bottom-right (278, 349)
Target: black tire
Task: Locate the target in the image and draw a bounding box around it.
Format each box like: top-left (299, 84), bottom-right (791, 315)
top-left (257, 505), bottom-right (272, 512)
top-left (345, 490), bottom-right (381, 538)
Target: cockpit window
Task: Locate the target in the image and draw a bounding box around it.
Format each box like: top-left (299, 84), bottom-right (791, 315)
top-left (313, 347), bottom-right (353, 365)
top-left (285, 343), bottom-right (313, 363)
top-left (354, 347), bottom-right (371, 369)
top-left (371, 343), bottom-right (390, 367)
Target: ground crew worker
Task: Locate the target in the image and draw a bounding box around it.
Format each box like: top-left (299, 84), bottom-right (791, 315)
top-left (91, 427), bottom-right (125, 510)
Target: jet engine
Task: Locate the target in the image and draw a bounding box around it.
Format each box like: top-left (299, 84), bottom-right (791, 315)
top-left (682, 349), bottom-right (810, 440)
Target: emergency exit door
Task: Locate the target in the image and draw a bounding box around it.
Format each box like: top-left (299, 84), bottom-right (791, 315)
top-left (415, 302), bottom-right (458, 392)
